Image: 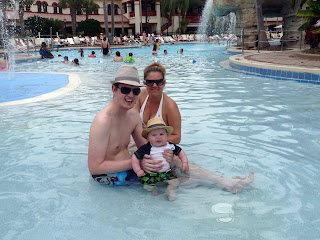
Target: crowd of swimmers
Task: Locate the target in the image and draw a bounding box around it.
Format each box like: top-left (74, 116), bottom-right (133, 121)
top-left (1, 38), bottom-right (185, 71)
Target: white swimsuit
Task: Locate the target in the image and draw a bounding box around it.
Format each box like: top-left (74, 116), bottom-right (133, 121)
top-left (140, 94), bottom-right (164, 126)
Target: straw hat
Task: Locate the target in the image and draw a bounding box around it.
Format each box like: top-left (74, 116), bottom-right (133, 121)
top-left (142, 118), bottom-right (173, 139)
top-left (110, 65), bottom-right (143, 87)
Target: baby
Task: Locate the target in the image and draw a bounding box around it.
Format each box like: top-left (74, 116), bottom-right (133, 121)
top-left (132, 118), bottom-right (189, 200)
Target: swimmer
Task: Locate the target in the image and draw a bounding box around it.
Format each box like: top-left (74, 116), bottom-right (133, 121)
top-left (164, 50), bottom-right (167, 55)
top-left (113, 51), bottom-right (124, 62)
top-left (39, 42), bottom-right (54, 59)
top-left (180, 48), bottom-right (183, 54)
top-left (63, 56), bottom-right (69, 63)
top-left (88, 51), bottom-right (96, 57)
top-left (101, 37), bottom-right (112, 56)
top-left (0, 53), bottom-right (10, 70)
top-left (80, 48), bottom-right (84, 57)
top-left (152, 44), bottom-right (157, 56)
top-left (124, 52), bottom-right (135, 63)
top-left (66, 58), bottom-right (79, 66)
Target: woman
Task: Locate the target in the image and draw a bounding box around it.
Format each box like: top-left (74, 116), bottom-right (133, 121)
top-left (152, 44), bottom-right (158, 56)
top-left (134, 62), bottom-right (181, 144)
top-left (39, 42), bottom-right (54, 59)
top-left (135, 62), bottom-right (254, 194)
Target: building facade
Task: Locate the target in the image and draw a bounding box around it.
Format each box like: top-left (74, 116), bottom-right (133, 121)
top-left (7, 0), bottom-right (202, 36)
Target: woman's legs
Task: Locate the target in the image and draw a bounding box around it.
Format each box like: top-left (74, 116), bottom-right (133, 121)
top-left (170, 157), bottom-right (254, 193)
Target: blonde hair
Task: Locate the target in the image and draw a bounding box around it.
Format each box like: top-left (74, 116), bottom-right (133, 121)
top-left (144, 62), bottom-right (166, 80)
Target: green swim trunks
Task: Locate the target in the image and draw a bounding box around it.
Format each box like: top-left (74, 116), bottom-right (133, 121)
top-left (141, 169), bottom-right (176, 186)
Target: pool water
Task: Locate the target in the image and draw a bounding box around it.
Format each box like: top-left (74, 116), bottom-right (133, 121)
top-left (1, 43), bottom-right (320, 239)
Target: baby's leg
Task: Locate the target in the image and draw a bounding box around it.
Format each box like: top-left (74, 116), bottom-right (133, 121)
top-left (165, 178), bottom-right (180, 201)
top-left (144, 185), bottom-right (159, 196)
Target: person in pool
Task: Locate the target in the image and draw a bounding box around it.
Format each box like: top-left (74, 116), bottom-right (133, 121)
top-left (88, 65), bottom-right (170, 185)
top-left (133, 62), bottom-right (254, 193)
top-left (0, 53), bottom-right (10, 70)
top-left (63, 56), bottom-right (69, 63)
top-left (88, 51), bottom-right (96, 57)
top-left (132, 118), bottom-right (189, 200)
top-left (88, 64), bottom-right (254, 195)
top-left (68, 58), bottom-right (79, 65)
top-left (113, 51), bottom-right (123, 62)
top-left (124, 52), bottom-right (135, 63)
top-left (39, 42), bottom-right (54, 59)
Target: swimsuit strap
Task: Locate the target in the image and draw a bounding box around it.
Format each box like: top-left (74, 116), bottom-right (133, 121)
top-left (140, 94), bottom-right (163, 126)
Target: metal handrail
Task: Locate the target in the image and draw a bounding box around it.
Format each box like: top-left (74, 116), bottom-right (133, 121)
top-left (240, 28), bottom-right (303, 54)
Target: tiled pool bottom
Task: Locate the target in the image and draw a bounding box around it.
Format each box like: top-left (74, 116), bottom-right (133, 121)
top-left (229, 62), bottom-right (320, 84)
top-left (0, 73), bottom-right (69, 103)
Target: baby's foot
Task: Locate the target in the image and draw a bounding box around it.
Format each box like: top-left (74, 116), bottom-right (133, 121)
top-left (152, 187), bottom-right (159, 196)
top-left (166, 188), bottom-right (176, 201)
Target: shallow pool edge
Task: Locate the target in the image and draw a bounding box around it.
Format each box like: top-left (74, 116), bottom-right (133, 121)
top-left (0, 73), bottom-right (81, 107)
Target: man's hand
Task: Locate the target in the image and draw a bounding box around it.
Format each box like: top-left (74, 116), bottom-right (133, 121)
top-left (141, 154), bottom-right (163, 173)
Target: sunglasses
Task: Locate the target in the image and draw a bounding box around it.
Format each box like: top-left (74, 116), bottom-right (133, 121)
top-left (145, 79), bottom-right (164, 86)
top-left (118, 87), bottom-right (140, 96)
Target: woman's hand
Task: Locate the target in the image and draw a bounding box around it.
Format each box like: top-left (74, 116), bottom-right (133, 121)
top-left (141, 154), bottom-right (163, 173)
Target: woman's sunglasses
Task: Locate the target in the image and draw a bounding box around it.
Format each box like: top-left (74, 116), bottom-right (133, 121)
top-left (118, 87), bottom-right (141, 96)
top-left (145, 79), bottom-right (164, 86)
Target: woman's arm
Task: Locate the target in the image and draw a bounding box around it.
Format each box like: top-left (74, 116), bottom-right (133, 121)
top-left (165, 97), bottom-right (181, 144)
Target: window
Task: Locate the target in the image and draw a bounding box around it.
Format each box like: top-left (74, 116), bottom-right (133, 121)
top-left (94, 9), bottom-right (98, 14)
top-left (131, 1), bottom-right (134, 12)
top-left (43, 3), bottom-right (48, 13)
top-left (37, 2), bottom-right (42, 12)
top-left (108, 5), bottom-right (111, 15)
top-left (53, 4), bottom-right (58, 13)
top-left (151, 3), bottom-right (155, 11)
top-left (124, 3), bottom-right (127, 14)
top-left (25, 5), bottom-right (31, 11)
top-left (114, 6), bottom-right (118, 14)
top-left (59, 7), bottom-right (63, 14)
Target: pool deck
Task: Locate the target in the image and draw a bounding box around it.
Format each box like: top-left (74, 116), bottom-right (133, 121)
top-left (225, 46), bottom-right (320, 83)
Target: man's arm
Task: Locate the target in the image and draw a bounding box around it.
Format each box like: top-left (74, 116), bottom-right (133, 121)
top-left (88, 114), bottom-right (132, 175)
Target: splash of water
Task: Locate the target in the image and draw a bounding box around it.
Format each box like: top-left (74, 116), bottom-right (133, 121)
top-left (197, 0), bottom-right (236, 40)
top-left (197, 0), bottom-right (214, 38)
top-left (0, 0), bottom-right (17, 76)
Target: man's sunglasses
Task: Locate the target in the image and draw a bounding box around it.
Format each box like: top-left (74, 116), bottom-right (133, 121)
top-left (118, 87), bottom-right (141, 96)
top-left (145, 79), bottom-right (164, 86)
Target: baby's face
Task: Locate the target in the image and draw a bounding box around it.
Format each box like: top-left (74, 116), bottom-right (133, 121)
top-left (147, 128), bottom-right (168, 147)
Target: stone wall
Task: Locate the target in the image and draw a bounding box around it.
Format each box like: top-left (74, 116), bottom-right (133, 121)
top-left (212, 0), bottom-right (306, 49)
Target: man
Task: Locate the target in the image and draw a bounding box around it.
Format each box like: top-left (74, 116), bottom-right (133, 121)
top-left (101, 37), bottom-right (112, 56)
top-left (88, 65), bottom-right (165, 185)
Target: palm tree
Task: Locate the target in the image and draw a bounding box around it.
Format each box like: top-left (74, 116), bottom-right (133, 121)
top-left (160, 0), bottom-right (202, 34)
top-left (18, 0), bottom-right (34, 36)
top-left (103, 0), bottom-right (109, 38)
top-left (83, 0), bottom-right (99, 20)
top-left (255, 0), bottom-right (269, 48)
top-left (111, 0), bottom-right (115, 42)
top-left (296, 0), bottom-right (320, 49)
top-left (121, 1), bottom-right (124, 35)
top-left (59, 0), bottom-right (85, 35)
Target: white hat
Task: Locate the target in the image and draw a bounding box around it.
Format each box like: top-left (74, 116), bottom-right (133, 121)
top-left (110, 65), bottom-right (143, 87)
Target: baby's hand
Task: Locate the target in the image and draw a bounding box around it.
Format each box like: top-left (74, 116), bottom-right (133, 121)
top-left (162, 149), bottom-right (173, 163)
top-left (181, 162), bottom-right (189, 173)
top-left (137, 169), bottom-right (145, 177)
